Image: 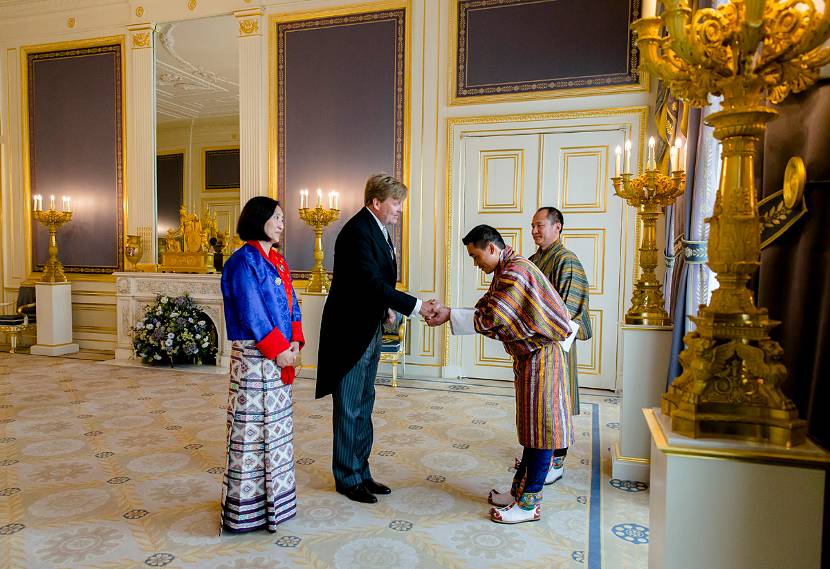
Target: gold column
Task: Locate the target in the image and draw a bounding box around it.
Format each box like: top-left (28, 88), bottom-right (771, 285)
top-left (633, 0), bottom-right (830, 446)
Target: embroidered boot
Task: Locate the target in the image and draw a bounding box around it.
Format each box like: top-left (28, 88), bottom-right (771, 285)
top-left (490, 491), bottom-right (542, 524)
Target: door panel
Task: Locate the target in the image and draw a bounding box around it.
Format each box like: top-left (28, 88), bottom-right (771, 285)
top-left (458, 129), bottom-right (625, 390)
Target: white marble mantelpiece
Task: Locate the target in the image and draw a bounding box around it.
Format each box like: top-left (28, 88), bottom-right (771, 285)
top-left (114, 272), bottom-right (230, 369)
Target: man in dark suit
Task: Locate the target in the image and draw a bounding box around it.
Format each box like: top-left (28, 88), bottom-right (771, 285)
top-left (316, 174), bottom-right (438, 504)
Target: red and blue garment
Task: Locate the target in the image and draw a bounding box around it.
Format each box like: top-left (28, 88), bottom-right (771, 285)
top-left (221, 241), bottom-right (304, 383)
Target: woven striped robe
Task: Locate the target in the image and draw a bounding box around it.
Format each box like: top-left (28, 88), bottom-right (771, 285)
top-left (530, 240), bottom-right (592, 416)
top-left (474, 247), bottom-right (574, 450)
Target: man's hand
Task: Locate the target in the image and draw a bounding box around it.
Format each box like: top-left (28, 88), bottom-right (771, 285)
top-left (419, 299), bottom-right (440, 319)
top-left (276, 348), bottom-right (295, 368)
top-left (385, 309), bottom-right (396, 325)
top-left (426, 305), bottom-right (451, 327)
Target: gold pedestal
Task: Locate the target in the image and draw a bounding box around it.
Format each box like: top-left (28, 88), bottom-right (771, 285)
top-left (298, 206), bottom-right (339, 293)
top-left (632, 1), bottom-right (829, 446)
top-left (32, 208), bottom-right (73, 283)
top-left (612, 170), bottom-right (685, 326)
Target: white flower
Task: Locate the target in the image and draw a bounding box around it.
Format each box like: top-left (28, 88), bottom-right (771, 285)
top-left (161, 297), bottom-right (168, 304)
top-left (146, 324), bottom-right (154, 330)
top-left (153, 354), bottom-right (162, 360)
top-left (170, 312), bottom-right (178, 318)
top-left (167, 333), bottom-right (174, 339)
top-left (188, 318), bottom-right (194, 323)
top-left (166, 339), bottom-right (173, 346)
top-left (135, 323), bottom-right (144, 329)
top-left (156, 309), bottom-right (162, 315)
top-left (197, 321), bottom-right (205, 326)
top-left (196, 334), bottom-right (201, 340)
top-left (202, 342), bottom-right (208, 348)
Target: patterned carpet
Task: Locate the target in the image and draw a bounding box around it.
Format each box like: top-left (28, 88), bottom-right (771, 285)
top-left (0, 353), bottom-right (649, 568)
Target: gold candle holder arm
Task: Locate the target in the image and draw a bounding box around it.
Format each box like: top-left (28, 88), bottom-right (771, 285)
top-left (32, 208), bottom-right (73, 283)
top-left (298, 205), bottom-right (340, 294)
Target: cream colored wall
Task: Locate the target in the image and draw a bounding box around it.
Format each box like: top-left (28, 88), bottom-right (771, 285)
top-left (0, 0), bottom-right (657, 382)
top-left (157, 117), bottom-right (240, 237)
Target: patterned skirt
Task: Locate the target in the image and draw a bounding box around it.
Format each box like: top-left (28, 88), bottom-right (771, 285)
top-left (221, 341), bottom-right (296, 533)
top-left (512, 343), bottom-right (573, 450)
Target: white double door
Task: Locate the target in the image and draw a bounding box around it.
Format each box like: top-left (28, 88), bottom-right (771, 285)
top-left (457, 129), bottom-right (627, 390)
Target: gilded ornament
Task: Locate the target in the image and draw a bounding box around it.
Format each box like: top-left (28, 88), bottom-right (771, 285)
top-left (298, 204), bottom-right (340, 293)
top-left (32, 209), bottom-right (73, 283)
top-left (67, 17), bottom-right (75, 28)
top-left (239, 18), bottom-right (259, 36)
top-left (135, 6), bottom-right (144, 17)
top-left (132, 32), bottom-right (151, 48)
top-left (633, 0), bottom-right (830, 446)
top-left (187, 0), bottom-right (196, 11)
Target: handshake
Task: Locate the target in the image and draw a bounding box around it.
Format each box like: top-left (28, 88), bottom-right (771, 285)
top-left (419, 299), bottom-right (451, 327)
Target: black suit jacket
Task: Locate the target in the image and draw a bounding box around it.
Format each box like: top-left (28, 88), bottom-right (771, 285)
top-left (315, 207), bottom-right (417, 398)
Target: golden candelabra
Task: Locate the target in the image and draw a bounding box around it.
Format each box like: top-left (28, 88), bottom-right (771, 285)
top-left (633, 0), bottom-right (830, 446)
top-left (612, 168), bottom-right (685, 325)
top-left (32, 207), bottom-right (73, 283)
top-left (298, 205), bottom-right (340, 293)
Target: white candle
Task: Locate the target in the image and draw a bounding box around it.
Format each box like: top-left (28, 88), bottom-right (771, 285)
top-left (66, 197), bottom-right (71, 212)
top-left (49, 195), bottom-right (55, 210)
top-left (328, 191), bottom-right (334, 210)
top-left (299, 189), bottom-right (304, 209)
top-left (675, 138), bottom-right (685, 171)
top-left (37, 195), bottom-right (42, 211)
top-left (648, 137), bottom-right (656, 170)
top-left (642, 0), bottom-right (656, 18)
top-left (670, 147), bottom-right (677, 172)
top-left (624, 140), bottom-right (632, 174)
top-left (614, 146), bottom-right (622, 177)
top-left (334, 191), bottom-right (339, 210)
top-left (62, 196), bottom-right (68, 211)
top-left (32, 195), bottom-right (39, 211)
top-left (316, 188), bottom-right (322, 208)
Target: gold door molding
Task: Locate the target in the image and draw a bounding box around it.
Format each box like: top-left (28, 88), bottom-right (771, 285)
top-left (561, 228), bottom-right (606, 295)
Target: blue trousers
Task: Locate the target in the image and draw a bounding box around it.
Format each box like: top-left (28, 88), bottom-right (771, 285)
top-left (331, 326), bottom-right (382, 489)
top-left (512, 447), bottom-right (554, 499)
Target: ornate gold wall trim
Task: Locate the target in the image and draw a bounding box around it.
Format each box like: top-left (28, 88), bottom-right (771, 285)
top-left (447, 0), bottom-right (649, 106)
top-left (20, 35), bottom-right (127, 280)
top-left (268, 1), bottom-right (411, 290)
top-left (443, 106), bottom-right (648, 366)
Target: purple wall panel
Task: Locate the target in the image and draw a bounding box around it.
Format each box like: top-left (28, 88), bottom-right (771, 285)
top-left (277, 10), bottom-right (405, 278)
top-left (29, 45), bottom-right (123, 273)
top-left (457, 0), bottom-right (640, 98)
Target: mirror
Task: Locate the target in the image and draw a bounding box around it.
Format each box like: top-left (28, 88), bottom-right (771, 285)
top-left (155, 15), bottom-right (240, 264)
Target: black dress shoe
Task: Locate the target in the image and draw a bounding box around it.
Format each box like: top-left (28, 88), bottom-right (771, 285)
top-left (337, 483), bottom-right (378, 503)
top-left (363, 478), bottom-right (391, 495)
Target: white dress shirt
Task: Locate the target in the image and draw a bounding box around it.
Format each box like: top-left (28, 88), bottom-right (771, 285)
top-left (366, 207), bottom-right (422, 317)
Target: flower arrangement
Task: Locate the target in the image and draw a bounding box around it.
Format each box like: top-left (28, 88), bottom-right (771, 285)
top-left (131, 294), bottom-right (216, 366)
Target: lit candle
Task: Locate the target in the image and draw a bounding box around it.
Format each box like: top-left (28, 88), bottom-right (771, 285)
top-left (49, 195), bottom-right (55, 210)
top-left (32, 195), bottom-right (39, 211)
top-left (37, 195), bottom-right (42, 211)
top-left (614, 146), bottom-right (622, 177)
top-left (316, 188), bottom-right (322, 208)
top-left (675, 138), bottom-right (684, 171)
top-left (66, 197), bottom-right (71, 212)
top-left (328, 191), bottom-right (334, 210)
top-left (648, 137), bottom-right (656, 170)
top-left (624, 140), bottom-right (632, 174)
top-left (334, 191), bottom-right (339, 210)
top-left (62, 196), bottom-right (68, 211)
top-left (670, 146), bottom-right (677, 172)
top-left (641, 0), bottom-right (656, 18)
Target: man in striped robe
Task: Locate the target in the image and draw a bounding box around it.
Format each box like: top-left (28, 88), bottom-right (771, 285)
top-left (530, 207), bottom-right (593, 484)
top-left (427, 224), bottom-right (578, 524)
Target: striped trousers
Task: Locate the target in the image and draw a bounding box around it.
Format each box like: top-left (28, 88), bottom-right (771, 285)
top-left (331, 326), bottom-right (382, 489)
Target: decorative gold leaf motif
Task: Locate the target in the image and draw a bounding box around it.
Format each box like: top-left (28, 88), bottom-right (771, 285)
top-left (132, 32), bottom-right (151, 48)
top-left (239, 18), bottom-right (259, 36)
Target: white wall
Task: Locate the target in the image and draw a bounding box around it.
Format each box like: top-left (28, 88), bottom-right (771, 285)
top-left (0, 0), bottom-right (655, 380)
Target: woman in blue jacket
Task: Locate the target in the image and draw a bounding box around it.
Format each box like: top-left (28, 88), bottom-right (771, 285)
top-left (220, 196), bottom-right (304, 533)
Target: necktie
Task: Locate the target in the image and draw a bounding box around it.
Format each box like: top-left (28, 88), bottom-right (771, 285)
top-left (381, 226), bottom-right (396, 261)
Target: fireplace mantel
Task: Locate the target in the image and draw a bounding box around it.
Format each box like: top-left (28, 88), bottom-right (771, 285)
top-left (114, 272), bottom-right (230, 369)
